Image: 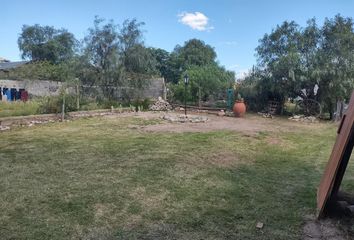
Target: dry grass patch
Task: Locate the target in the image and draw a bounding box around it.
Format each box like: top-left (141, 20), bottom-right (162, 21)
top-left (1, 114), bottom-right (349, 239)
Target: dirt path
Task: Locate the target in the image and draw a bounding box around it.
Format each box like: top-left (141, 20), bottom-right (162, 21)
top-left (130, 112), bottom-right (329, 134)
top-left (303, 215), bottom-right (350, 240)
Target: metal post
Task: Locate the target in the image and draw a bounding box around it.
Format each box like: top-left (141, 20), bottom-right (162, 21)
top-left (184, 82), bottom-right (187, 116)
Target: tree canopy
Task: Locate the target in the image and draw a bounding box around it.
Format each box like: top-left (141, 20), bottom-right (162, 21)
top-left (250, 14), bottom-right (354, 117)
top-left (18, 24), bottom-right (77, 63)
top-left (81, 17), bottom-right (156, 100)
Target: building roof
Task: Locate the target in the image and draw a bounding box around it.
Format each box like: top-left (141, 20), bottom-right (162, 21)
top-left (0, 57), bottom-right (10, 63)
top-left (0, 61), bottom-right (29, 70)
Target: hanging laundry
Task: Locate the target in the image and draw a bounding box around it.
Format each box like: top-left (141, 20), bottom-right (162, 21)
top-left (21, 90), bottom-right (28, 102)
top-left (1, 93), bottom-right (7, 102)
top-left (10, 88), bottom-right (17, 101)
top-left (5, 89), bottom-right (11, 102)
top-left (16, 90), bottom-right (21, 100)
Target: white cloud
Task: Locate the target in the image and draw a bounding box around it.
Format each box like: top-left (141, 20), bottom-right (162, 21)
top-left (178, 12), bottom-right (213, 31)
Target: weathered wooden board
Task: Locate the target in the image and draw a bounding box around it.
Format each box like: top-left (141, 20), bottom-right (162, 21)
top-left (317, 91), bottom-right (354, 218)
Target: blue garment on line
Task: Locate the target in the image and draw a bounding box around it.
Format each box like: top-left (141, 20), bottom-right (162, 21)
top-left (6, 89), bottom-right (12, 101)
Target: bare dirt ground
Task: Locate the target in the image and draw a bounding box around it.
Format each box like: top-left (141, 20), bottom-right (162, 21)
top-left (116, 111), bottom-right (330, 134)
top-left (303, 215), bottom-right (349, 240)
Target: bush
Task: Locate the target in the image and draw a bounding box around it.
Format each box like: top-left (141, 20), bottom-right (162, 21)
top-left (37, 94), bottom-right (78, 114)
top-left (37, 97), bottom-right (60, 114)
top-left (131, 98), bottom-right (152, 111)
top-left (238, 81), bottom-right (265, 112)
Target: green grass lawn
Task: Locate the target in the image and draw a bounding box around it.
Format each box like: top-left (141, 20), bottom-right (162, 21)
top-left (0, 115), bottom-right (347, 239)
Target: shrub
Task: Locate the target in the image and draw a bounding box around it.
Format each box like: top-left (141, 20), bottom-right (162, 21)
top-left (37, 95), bottom-right (78, 114)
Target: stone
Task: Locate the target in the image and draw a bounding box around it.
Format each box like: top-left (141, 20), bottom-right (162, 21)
top-left (218, 110), bottom-right (225, 117)
top-left (303, 221), bottom-right (322, 238)
top-left (162, 114), bottom-right (208, 123)
top-left (0, 126), bottom-right (10, 131)
top-left (256, 222), bottom-right (264, 229)
top-left (149, 97), bottom-right (172, 111)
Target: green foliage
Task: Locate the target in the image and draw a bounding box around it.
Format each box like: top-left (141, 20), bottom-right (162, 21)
top-left (37, 95), bottom-right (78, 114)
top-left (148, 48), bottom-right (170, 79)
top-left (317, 15), bottom-right (354, 117)
top-left (82, 16), bottom-right (122, 99)
top-left (0, 61), bottom-right (65, 81)
top-left (177, 39), bottom-right (217, 67)
top-left (162, 39), bottom-right (220, 84)
top-left (170, 64), bottom-right (234, 104)
top-left (238, 71), bottom-right (264, 111)
top-left (167, 39), bottom-right (235, 103)
top-left (189, 64), bottom-right (234, 103)
top-left (253, 15), bottom-right (354, 117)
top-left (18, 24), bottom-right (77, 63)
top-left (82, 17), bottom-right (156, 101)
top-left (131, 98), bottom-right (151, 111)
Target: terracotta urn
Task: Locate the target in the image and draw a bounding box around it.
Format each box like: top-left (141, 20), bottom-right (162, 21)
top-left (233, 100), bottom-right (246, 117)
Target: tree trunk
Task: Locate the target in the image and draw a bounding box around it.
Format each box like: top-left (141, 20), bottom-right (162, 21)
top-left (61, 94), bottom-right (65, 122)
top-left (328, 100), bottom-right (334, 120)
top-left (163, 78), bottom-right (167, 100)
top-left (198, 86), bottom-right (201, 109)
top-left (76, 84), bottom-right (80, 110)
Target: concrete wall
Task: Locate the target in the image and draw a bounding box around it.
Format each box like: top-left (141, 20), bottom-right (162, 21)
top-left (142, 78), bottom-right (165, 100)
top-left (0, 79), bottom-right (63, 96)
top-left (81, 78), bottom-right (165, 100)
top-left (0, 78), bottom-right (165, 99)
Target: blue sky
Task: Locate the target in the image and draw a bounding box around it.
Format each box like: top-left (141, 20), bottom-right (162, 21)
top-left (1, 0), bottom-right (353, 78)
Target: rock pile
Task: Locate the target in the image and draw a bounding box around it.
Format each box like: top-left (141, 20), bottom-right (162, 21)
top-left (28, 120), bottom-right (55, 127)
top-left (162, 114), bottom-right (208, 123)
top-left (217, 110), bottom-right (226, 117)
top-left (149, 97), bottom-right (172, 111)
top-left (0, 125), bottom-right (10, 131)
top-left (288, 115), bottom-right (319, 123)
top-left (258, 112), bottom-right (274, 118)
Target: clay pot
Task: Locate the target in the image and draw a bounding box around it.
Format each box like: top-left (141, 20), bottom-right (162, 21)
top-left (233, 100), bottom-right (246, 117)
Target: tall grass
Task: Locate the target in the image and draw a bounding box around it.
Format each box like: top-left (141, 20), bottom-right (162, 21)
top-left (0, 101), bottom-right (41, 118)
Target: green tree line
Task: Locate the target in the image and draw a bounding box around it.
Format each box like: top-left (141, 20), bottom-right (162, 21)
top-left (240, 15), bottom-right (354, 119)
top-left (4, 16), bottom-right (234, 104)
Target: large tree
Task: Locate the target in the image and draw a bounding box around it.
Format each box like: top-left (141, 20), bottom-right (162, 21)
top-left (82, 17), bottom-right (156, 100)
top-left (18, 24), bottom-right (77, 63)
top-left (82, 17), bottom-right (122, 99)
top-left (254, 15), bottom-right (354, 117)
top-left (118, 19), bottom-right (157, 101)
top-left (148, 47), bottom-right (170, 80)
top-left (164, 39), bottom-right (219, 84)
top-left (178, 39), bottom-right (217, 67)
top-left (168, 39), bottom-right (234, 103)
top-left (256, 21), bottom-right (302, 103)
top-left (317, 15), bottom-right (354, 118)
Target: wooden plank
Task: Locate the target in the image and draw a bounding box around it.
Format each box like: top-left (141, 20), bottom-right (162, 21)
top-left (171, 104), bottom-right (226, 111)
top-left (317, 91), bottom-right (354, 218)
